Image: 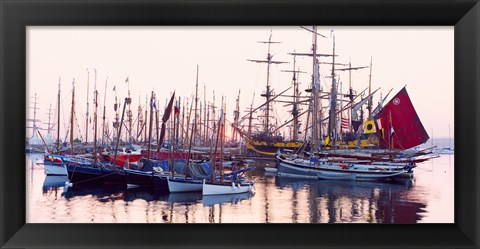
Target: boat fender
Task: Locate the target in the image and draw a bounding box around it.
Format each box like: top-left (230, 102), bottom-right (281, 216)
top-left (232, 182), bottom-right (235, 188)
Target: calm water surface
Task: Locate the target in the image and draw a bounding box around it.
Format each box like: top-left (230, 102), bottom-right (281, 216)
top-left (26, 153), bottom-right (454, 223)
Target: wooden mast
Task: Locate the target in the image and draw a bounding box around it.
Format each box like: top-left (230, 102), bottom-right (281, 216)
top-left (56, 77), bottom-right (61, 151)
top-left (219, 97), bottom-right (225, 182)
top-left (113, 97), bottom-right (130, 166)
top-left (93, 69), bottom-right (98, 167)
top-left (126, 77), bottom-right (133, 150)
top-left (289, 26), bottom-right (334, 153)
top-left (232, 89), bottom-right (241, 142)
top-left (144, 96), bottom-right (148, 143)
top-left (327, 31), bottom-right (337, 149)
top-left (170, 97), bottom-right (176, 178)
top-left (281, 54), bottom-right (306, 141)
top-left (147, 91), bottom-right (155, 160)
top-left (203, 84), bottom-right (207, 146)
top-left (367, 57), bottom-right (373, 118)
top-left (185, 65), bottom-right (199, 179)
top-left (312, 26), bottom-right (320, 154)
top-left (247, 93), bottom-right (255, 138)
top-left (85, 68), bottom-right (90, 145)
top-left (102, 76), bottom-right (108, 146)
top-left (176, 97), bottom-right (181, 147)
top-left (70, 79), bottom-right (75, 155)
top-left (248, 32), bottom-right (287, 138)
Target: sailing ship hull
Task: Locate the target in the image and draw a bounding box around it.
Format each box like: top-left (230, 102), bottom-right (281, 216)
top-left (124, 168), bottom-right (169, 191)
top-left (167, 178), bottom-right (203, 193)
top-left (245, 140), bottom-right (303, 156)
top-left (44, 164), bottom-right (68, 176)
top-left (124, 169), bottom-right (155, 187)
top-left (202, 180), bottom-right (253, 195)
top-left (276, 157), bottom-right (406, 181)
top-left (103, 153), bottom-right (143, 167)
top-left (153, 175), bottom-right (169, 191)
top-left (101, 167), bottom-right (126, 185)
top-left (65, 163), bottom-right (104, 185)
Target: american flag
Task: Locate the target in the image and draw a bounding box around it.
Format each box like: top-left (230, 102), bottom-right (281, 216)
top-left (341, 117), bottom-right (349, 129)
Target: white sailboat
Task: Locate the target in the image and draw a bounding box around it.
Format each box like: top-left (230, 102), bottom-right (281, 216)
top-left (202, 102), bottom-right (255, 195)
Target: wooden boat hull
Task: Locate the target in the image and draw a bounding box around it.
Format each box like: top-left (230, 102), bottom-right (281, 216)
top-left (44, 164), bottom-right (68, 176)
top-left (245, 140), bottom-right (303, 156)
top-left (202, 180), bottom-right (253, 195)
top-left (124, 168), bottom-right (169, 191)
top-left (167, 178), bottom-right (203, 193)
top-left (101, 167), bottom-right (126, 185)
top-left (65, 163), bottom-right (104, 185)
top-left (103, 154), bottom-right (143, 167)
top-left (124, 169), bottom-right (155, 187)
top-left (277, 157), bottom-right (407, 181)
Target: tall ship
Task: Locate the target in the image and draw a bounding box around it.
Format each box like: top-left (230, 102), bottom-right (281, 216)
top-left (237, 33), bottom-right (304, 156)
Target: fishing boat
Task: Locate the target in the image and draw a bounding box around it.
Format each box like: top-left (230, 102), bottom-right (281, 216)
top-left (202, 179), bottom-right (254, 195)
top-left (101, 150), bottom-right (143, 167)
top-left (202, 104), bottom-right (255, 195)
top-left (167, 177), bottom-right (203, 193)
top-left (276, 85), bottom-right (430, 180)
top-left (42, 154), bottom-right (68, 176)
top-left (123, 161), bottom-right (174, 190)
top-left (276, 155), bottom-right (407, 181)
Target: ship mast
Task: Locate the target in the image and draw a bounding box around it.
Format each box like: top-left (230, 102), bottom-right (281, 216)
top-left (85, 68), bottom-right (90, 144)
top-left (126, 77), bottom-right (133, 150)
top-left (102, 76), bottom-right (108, 146)
top-left (246, 93), bottom-right (255, 138)
top-left (282, 54), bottom-right (306, 141)
top-left (46, 103), bottom-right (53, 144)
top-left (327, 31), bottom-right (337, 149)
top-left (289, 26), bottom-right (333, 153)
top-left (367, 57), bottom-right (373, 118)
top-left (28, 93), bottom-right (41, 141)
top-left (93, 69), bottom-right (98, 166)
top-left (70, 79), bottom-right (75, 155)
top-left (248, 32), bottom-right (287, 137)
top-left (186, 65), bottom-right (199, 179)
top-left (56, 78), bottom-right (61, 151)
top-left (232, 89), bottom-right (241, 142)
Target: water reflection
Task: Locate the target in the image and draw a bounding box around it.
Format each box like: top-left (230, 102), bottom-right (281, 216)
top-left (203, 192), bottom-right (254, 206)
top-left (273, 176), bottom-right (423, 223)
top-left (29, 154), bottom-right (453, 223)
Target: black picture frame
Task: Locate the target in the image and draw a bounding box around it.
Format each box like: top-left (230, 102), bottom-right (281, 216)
top-left (1, 0), bottom-right (478, 248)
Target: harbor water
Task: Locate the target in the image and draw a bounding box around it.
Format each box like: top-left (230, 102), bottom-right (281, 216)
top-left (26, 153), bottom-right (454, 223)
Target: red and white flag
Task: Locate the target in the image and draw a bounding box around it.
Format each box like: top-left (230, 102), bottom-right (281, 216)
top-left (341, 117), bottom-right (349, 129)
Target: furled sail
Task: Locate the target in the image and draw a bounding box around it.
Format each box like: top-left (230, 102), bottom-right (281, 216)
top-left (373, 87), bottom-right (429, 149)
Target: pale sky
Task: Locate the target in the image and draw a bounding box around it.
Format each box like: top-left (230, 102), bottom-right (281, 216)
top-left (26, 26), bottom-right (454, 141)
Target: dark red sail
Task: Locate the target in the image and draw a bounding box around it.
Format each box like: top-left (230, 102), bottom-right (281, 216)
top-left (373, 87), bottom-right (429, 149)
top-left (157, 92), bottom-right (175, 151)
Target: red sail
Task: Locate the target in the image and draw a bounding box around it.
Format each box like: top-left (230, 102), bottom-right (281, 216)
top-left (373, 87), bottom-right (429, 149)
top-left (157, 92), bottom-right (175, 151)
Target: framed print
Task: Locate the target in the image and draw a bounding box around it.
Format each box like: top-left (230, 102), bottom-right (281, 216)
top-left (1, 0), bottom-right (478, 248)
